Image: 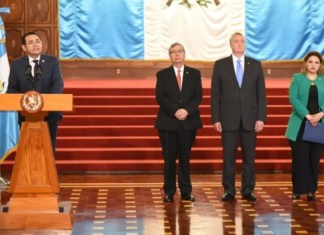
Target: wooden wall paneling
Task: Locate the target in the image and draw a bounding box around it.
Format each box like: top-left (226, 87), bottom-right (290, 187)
top-left (1, 0), bottom-right (57, 60)
top-left (59, 60), bottom-right (214, 79)
top-left (60, 60), bottom-right (303, 80)
top-left (0, 0), bottom-right (24, 62)
top-left (5, 28), bottom-right (24, 60)
top-left (52, 0), bottom-right (58, 57)
top-left (53, 26), bottom-right (58, 57)
top-left (27, 0), bottom-right (50, 24)
top-left (262, 61), bottom-right (303, 79)
top-left (52, 0), bottom-right (57, 24)
top-left (0, 0), bottom-right (24, 23)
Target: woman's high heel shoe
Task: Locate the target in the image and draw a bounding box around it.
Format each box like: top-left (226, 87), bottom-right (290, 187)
top-left (307, 193), bottom-right (315, 201)
top-left (292, 194), bottom-right (300, 200)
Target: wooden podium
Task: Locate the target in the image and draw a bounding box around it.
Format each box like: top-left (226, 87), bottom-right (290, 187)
top-left (0, 93), bottom-right (73, 230)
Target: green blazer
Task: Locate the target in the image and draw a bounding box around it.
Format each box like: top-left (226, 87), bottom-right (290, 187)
top-left (285, 73), bottom-right (324, 141)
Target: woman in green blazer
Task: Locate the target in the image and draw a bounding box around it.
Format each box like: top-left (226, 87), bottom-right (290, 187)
top-left (285, 51), bottom-right (324, 201)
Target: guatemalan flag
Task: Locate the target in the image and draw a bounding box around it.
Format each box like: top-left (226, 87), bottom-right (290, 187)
top-left (0, 7), bottom-right (19, 164)
top-left (59, 0), bottom-right (324, 61)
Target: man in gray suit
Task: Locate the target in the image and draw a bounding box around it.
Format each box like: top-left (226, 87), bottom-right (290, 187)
top-left (8, 31), bottom-right (64, 152)
top-left (211, 32), bottom-right (267, 202)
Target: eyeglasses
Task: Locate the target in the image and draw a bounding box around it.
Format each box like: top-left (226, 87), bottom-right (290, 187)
top-left (25, 40), bottom-right (41, 46)
top-left (170, 50), bottom-right (184, 54)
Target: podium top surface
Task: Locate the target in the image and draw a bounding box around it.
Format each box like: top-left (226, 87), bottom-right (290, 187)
top-left (0, 93), bottom-right (73, 111)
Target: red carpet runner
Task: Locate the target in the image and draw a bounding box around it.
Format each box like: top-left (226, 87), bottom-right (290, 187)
top-left (56, 78), bottom-right (295, 172)
top-left (6, 78), bottom-right (322, 172)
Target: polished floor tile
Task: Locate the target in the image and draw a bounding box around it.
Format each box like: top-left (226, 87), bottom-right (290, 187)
top-left (1, 173), bottom-right (324, 235)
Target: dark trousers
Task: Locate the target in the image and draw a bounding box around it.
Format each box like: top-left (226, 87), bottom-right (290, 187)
top-left (289, 122), bottom-right (324, 194)
top-left (221, 127), bottom-right (256, 196)
top-left (47, 120), bottom-right (58, 152)
top-left (158, 128), bottom-right (197, 196)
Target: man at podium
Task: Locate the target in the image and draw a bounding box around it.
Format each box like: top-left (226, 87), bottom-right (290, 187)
top-left (7, 31), bottom-right (64, 152)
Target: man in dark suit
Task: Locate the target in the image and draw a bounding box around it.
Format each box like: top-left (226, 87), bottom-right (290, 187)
top-left (211, 32), bottom-right (267, 202)
top-left (7, 31), bottom-right (64, 152)
top-left (155, 42), bottom-right (203, 202)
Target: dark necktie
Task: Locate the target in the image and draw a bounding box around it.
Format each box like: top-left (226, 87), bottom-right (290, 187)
top-left (33, 59), bottom-right (39, 77)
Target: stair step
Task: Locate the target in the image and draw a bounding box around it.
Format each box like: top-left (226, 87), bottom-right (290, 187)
top-left (4, 158), bottom-right (307, 172)
top-left (70, 104), bottom-right (291, 115)
top-left (60, 115), bottom-right (290, 126)
top-left (65, 88), bottom-right (155, 96)
top-left (203, 88), bottom-right (289, 96)
top-left (50, 147), bottom-right (294, 161)
top-left (58, 124), bottom-right (287, 136)
top-left (65, 87), bottom-right (289, 96)
top-left (72, 95), bottom-right (289, 105)
top-left (56, 135), bottom-right (289, 148)
top-left (74, 96), bottom-right (156, 105)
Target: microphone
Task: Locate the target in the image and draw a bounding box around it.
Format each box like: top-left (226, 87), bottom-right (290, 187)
top-left (26, 64), bottom-right (41, 90)
top-left (35, 64), bottom-right (42, 78)
top-left (25, 65), bottom-right (32, 78)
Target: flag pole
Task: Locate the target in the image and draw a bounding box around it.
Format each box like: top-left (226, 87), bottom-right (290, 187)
top-left (0, 7), bottom-right (14, 187)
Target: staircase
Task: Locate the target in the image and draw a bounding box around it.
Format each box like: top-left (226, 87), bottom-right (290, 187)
top-left (52, 83), bottom-right (299, 172)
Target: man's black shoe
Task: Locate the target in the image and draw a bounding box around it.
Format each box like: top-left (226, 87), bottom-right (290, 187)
top-left (221, 193), bottom-right (235, 202)
top-left (243, 193), bottom-right (256, 201)
top-left (163, 195), bottom-right (174, 202)
top-left (307, 193), bottom-right (315, 201)
top-left (181, 194), bottom-right (195, 202)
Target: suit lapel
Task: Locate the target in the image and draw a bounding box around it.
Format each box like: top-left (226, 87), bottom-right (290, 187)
top-left (226, 56), bottom-right (239, 87)
top-left (166, 66), bottom-right (179, 92)
top-left (23, 56), bottom-right (29, 66)
top-left (167, 65), bottom-right (177, 85)
top-left (181, 66), bottom-right (189, 92)
top-left (241, 56), bottom-right (251, 87)
top-left (39, 55), bottom-right (45, 67)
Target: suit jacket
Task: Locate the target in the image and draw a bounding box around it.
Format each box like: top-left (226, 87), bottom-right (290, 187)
top-left (7, 55), bottom-right (64, 122)
top-left (155, 65), bottom-right (203, 131)
top-left (211, 55), bottom-right (267, 131)
top-left (285, 73), bottom-right (324, 141)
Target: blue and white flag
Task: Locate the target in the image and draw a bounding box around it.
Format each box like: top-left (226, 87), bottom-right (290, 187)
top-left (0, 7), bottom-right (19, 163)
top-left (59, 0), bottom-right (324, 61)
top-left (0, 7), bottom-right (10, 93)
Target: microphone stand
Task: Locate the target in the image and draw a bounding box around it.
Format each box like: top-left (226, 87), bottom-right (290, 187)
top-left (25, 65), bottom-right (34, 90)
top-left (26, 64), bottom-right (42, 90)
top-left (34, 65), bottom-right (42, 86)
